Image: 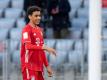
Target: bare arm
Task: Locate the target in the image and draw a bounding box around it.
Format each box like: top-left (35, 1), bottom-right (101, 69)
top-left (42, 45), bottom-right (56, 56)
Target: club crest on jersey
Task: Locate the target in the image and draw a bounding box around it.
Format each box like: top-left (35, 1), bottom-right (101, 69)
top-left (23, 32), bottom-right (28, 39)
top-left (33, 33), bottom-right (36, 36)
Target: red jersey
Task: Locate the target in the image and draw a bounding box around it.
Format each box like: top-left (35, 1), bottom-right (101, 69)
top-left (20, 24), bottom-right (49, 72)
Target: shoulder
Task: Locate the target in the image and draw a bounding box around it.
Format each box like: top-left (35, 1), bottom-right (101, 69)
top-left (22, 24), bottom-right (31, 32)
top-left (37, 26), bottom-right (43, 32)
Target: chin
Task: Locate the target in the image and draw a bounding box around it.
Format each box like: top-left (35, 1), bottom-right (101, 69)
top-left (35, 22), bottom-right (40, 25)
top-left (35, 23), bottom-right (39, 25)
top-left (37, 23), bottom-right (40, 25)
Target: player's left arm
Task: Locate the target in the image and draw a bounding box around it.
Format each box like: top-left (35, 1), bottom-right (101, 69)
top-left (42, 51), bottom-right (49, 67)
top-left (42, 52), bottom-right (53, 77)
top-left (40, 28), bottom-right (57, 56)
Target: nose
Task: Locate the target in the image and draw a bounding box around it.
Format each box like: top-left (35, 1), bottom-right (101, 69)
top-left (37, 15), bottom-right (41, 20)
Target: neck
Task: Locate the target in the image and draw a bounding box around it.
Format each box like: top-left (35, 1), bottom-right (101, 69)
top-left (29, 21), bottom-right (37, 28)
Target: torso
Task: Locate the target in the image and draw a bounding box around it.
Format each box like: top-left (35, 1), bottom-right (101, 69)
top-left (21, 24), bottom-right (44, 71)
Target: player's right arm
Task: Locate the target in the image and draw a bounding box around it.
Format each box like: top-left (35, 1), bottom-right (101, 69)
top-left (22, 27), bottom-right (56, 55)
top-left (42, 45), bottom-right (56, 56)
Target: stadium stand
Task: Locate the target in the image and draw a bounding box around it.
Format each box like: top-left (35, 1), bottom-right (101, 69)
top-left (55, 39), bottom-right (74, 51)
top-left (0, 28), bottom-right (9, 41)
top-left (83, 0), bottom-right (89, 8)
top-left (16, 18), bottom-right (26, 28)
top-left (68, 50), bottom-right (82, 68)
top-left (0, 0), bottom-right (10, 9)
top-left (83, 28), bottom-right (88, 39)
top-left (70, 28), bottom-right (82, 39)
top-left (11, 50), bottom-right (20, 66)
top-left (69, 0), bottom-right (82, 10)
top-left (5, 8), bottom-right (22, 19)
top-left (0, 18), bottom-right (15, 29)
top-left (9, 28), bottom-right (22, 40)
top-left (71, 18), bottom-right (88, 29)
top-left (0, 9), bottom-right (4, 18)
top-left (49, 50), bottom-right (67, 68)
top-left (9, 40), bottom-right (19, 52)
top-left (11, 0), bottom-right (24, 9)
top-left (77, 8), bottom-right (89, 19)
top-left (44, 39), bottom-right (56, 48)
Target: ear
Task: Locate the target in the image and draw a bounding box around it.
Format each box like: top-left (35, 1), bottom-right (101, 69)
top-left (28, 15), bottom-right (31, 20)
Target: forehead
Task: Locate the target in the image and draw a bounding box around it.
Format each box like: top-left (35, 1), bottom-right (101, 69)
top-left (32, 11), bottom-right (41, 15)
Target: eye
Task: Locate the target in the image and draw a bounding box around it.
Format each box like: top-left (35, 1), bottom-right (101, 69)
top-left (35, 15), bottom-right (41, 17)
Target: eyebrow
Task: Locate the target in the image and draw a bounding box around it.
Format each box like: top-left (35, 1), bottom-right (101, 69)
top-left (34, 14), bottom-right (41, 16)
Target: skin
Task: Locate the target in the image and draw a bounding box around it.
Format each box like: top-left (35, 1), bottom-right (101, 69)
top-left (28, 10), bottom-right (56, 77)
top-left (28, 11), bottom-right (41, 26)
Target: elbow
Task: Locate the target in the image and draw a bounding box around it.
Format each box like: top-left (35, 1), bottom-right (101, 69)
top-left (25, 44), bottom-right (31, 50)
top-left (25, 43), bottom-right (43, 50)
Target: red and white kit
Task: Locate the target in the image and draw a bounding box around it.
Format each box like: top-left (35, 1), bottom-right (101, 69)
top-left (20, 24), bottom-right (49, 80)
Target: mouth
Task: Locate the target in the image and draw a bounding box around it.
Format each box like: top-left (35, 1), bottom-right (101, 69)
top-left (35, 20), bottom-right (40, 24)
top-left (37, 20), bottom-right (40, 23)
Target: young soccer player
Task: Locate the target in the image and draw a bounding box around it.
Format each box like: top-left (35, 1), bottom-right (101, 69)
top-left (20, 6), bottom-right (56, 80)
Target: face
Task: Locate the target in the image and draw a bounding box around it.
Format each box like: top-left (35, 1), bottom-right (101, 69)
top-left (29, 11), bottom-right (41, 25)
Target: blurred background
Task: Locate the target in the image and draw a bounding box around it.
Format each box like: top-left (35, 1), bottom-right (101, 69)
top-left (0, 0), bottom-right (106, 80)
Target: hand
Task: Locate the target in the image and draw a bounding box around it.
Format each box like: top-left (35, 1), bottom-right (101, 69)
top-left (42, 45), bottom-right (57, 56)
top-left (46, 65), bottom-right (53, 77)
top-left (47, 47), bottom-right (56, 56)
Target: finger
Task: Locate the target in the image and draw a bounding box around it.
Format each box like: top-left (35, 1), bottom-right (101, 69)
top-left (48, 73), bottom-right (53, 77)
top-left (48, 75), bottom-right (53, 77)
top-left (54, 52), bottom-right (56, 56)
top-left (53, 51), bottom-right (57, 56)
top-left (52, 52), bottom-right (56, 56)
